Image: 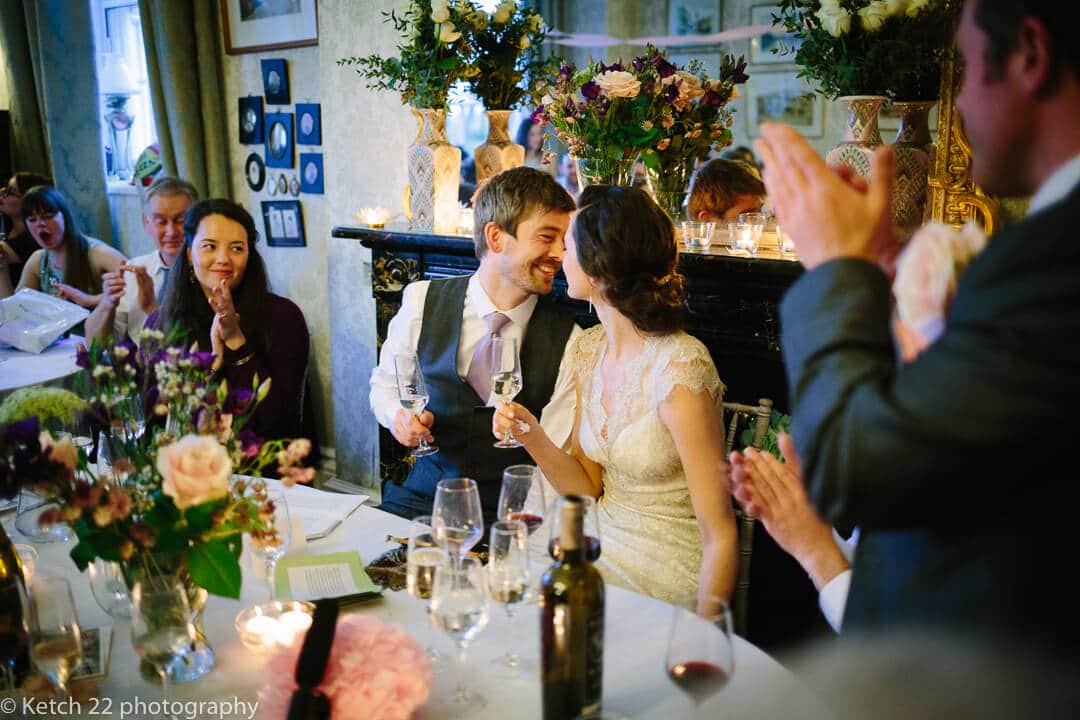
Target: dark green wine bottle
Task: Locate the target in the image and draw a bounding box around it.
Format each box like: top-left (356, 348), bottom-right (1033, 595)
top-left (541, 495), bottom-right (604, 720)
top-left (0, 524), bottom-right (30, 692)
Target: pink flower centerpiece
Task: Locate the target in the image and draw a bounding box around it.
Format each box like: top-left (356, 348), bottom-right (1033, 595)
top-left (260, 615), bottom-right (433, 720)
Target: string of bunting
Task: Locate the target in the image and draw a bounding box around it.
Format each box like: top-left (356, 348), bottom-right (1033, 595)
top-left (545, 23), bottom-right (777, 49)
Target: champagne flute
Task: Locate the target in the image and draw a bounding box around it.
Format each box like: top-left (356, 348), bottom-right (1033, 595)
top-left (491, 336), bottom-right (524, 448)
top-left (394, 352), bottom-right (439, 457)
top-left (665, 599), bottom-right (735, 719)
top-left (497, 465), bottom-right (545, 536)
top-left (251, 493), bottom-right (291, 600)
top-left (548, 494), bottom-right (601, 562)
top-left (406, 515), bottom-right (450, 673)
top-left (28, 577), bottom-right (82, 699)
top-left (430, 556), bottom-right (489, 715)
top-left (487, 519), bottom-right (531, 677)
top-left (131, 580), bottom-right (196, 717)
top-left (432, 477), bottom-right (484, 569)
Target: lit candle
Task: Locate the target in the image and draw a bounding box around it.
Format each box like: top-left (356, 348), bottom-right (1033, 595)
top-left (356, 207), bottom-right (391, 228)
top-left (277, 610), bottom-right (313, 645)
top-left (244, 615), bottom-right (279, 646)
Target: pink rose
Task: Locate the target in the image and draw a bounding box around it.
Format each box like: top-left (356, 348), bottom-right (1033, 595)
top-left (156, 434), bottom-right (232, 510)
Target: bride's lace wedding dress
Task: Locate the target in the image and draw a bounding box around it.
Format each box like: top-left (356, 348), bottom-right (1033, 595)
top-left (572, 325), bottom-right (724, 609)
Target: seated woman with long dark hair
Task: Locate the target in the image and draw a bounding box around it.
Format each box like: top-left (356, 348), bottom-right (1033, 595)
top-left (147, 198), bottom-right (309, 442)
top-left (0, 172), bottom-right (54, 289)
top-left (1, 185), bottom-right (125, 305)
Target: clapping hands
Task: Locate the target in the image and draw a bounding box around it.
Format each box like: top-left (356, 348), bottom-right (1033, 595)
top-left (208, 279), bottom-right (244, 366)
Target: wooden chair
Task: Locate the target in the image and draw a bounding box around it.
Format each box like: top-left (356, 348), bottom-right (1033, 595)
top-left (722, 398), bottom-right (773, 637)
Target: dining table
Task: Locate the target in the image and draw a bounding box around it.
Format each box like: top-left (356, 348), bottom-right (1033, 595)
top-left (3, 482), bottom-right (831, 720)
top-left (0, 336), bottom-right (84, 395)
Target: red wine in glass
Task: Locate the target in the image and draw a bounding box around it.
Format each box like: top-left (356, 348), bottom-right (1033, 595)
top-left (668, 660), bottom-right (729, 705)
top-left (507, 512), bottom-right (543, 536)
top-left (548, 535), bottom-right (601, 562)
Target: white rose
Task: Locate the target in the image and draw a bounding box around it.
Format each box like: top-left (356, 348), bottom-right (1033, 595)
top-left (520, 36), bottom-right (531, 49)
top-left (492, 2), bottom-right (512, 24)
top-left (527, 12), bottom-right (544, 32)
top-left (675, 71), bottom-right (705, 101)
top-left (437, 21), bottom-right (461, 44)
top-left (884, 0), bottom-right (908, 15)
top-left (157, 434), bottom-right (232, 510)
top-left (431, 6), bottom-right (450, 23)
top-left (816, 4), bottom-right (852, 37)
top-left (906, 0), bottom-right (932, 17)
top-left (595, 70), bottom-right (641, 99)
top-left (858, 1), bottom-right (891, 31)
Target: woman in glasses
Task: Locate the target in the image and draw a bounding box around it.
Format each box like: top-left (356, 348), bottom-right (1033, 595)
top-left (0, 172), bottom-right (53, 289)
top-left (0, 185), bottom-right (125, 307)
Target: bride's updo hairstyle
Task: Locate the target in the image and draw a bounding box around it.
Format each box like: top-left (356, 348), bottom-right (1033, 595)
top-left (573, 185), bottom-right (685, 334)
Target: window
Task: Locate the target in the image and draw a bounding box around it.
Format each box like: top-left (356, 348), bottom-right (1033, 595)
top-left (91, 0), bottom-right (156, 183)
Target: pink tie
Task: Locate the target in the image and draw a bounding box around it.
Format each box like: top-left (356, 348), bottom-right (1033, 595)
top-left (467, 312), bottom-right (511, 401)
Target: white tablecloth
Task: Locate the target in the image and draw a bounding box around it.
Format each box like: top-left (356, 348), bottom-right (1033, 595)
top-left (5, 487), bottom-right (829, 719)
top-left (0, 336), bottom-right (83, 393)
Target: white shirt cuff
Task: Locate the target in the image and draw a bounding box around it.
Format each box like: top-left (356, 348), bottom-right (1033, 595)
top-left (819, 568), bottom-right (852, 633)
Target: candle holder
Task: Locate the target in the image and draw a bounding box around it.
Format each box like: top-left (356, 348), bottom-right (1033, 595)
top-left (235, 600), bottom-right (315, 653)
top-left (356, 207), bottom-right (392, 229)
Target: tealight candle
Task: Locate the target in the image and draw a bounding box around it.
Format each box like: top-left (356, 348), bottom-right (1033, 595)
top-left (235, 600), bottom-right (315, 653)
top-left (357, 207), bottom-right (392, 229)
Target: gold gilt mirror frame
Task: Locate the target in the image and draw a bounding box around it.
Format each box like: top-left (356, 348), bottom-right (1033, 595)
top-left (927, 30), bottom-right (1003, 234)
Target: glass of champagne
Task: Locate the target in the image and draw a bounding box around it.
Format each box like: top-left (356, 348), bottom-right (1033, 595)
top-left (432, 477), bottom-right (484, 569)
top-left (665, 599), bottom-right (735, 719)
top-left (28, 577), bottom-right (82, 699)
top-left (394, 352), bottom-right (438, 457)
top-left (487, 519), bottom-right (531, 677)
top-left (406, 515), bottom-right (449, 672)
top-left (496, 465), bottom-right (545, 536)
top-left (430, 556), bottom-right (489, 715)
top-left (491, 336), bottom-right (524, 448)
top-left (130, 580), bottom-right (196, 714)
top-left (548, 494), bottom-right (601, 562)
top-left (251, 493), bottom-right (291, 600)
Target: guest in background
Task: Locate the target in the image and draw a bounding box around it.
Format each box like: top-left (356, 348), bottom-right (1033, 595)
top-left (1, 185), bottom-right (125, 307)
top-left (370, 166), bottom-right (579, 522)
top-left (754, 0), bottom-right (1080, 657)
top-left (149, 199), bottom-right (309, 443)
top-left (516, 117), bottom-right (556, 176)
top-left (557, 153), bottom-right (580, 199)
top-left (720, 145), bottom-right (758, 168)
top-left (687, 159), bottom-right (766, 222)
top-left (85, 176), bottom-right (198, 344)
top-left (494, 186), bottom-right (737, 612)
top-left (0, 172), bottom-right (53, 289)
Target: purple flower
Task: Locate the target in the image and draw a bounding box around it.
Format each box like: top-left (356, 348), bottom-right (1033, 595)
top-left (5, 417), bottom-right (40, 446)
top-left (189, 350), bottom-right (216, 372)
top-left (652, 56), bottom-right (677, 79)
top-left (607, 62), bottom-right (624, 72)
top-left (632, 56), bottom-right (646, 72)
top-left (558, 63), bottom-right (576, 80)
top-left (237, 428), bottom-right (262, 459)
top-left (731, 59), bottom-right (749, 84)
top-left (530, 105), bottom-right (545, 124)
top-left (76, 345), bottom-right (92, 370)
top-left (581, 81), bottom-right (600, 101)
top-left (225, 387), bottom-right (255, 415)
top-left (665, 84), bottom-right (680, 102)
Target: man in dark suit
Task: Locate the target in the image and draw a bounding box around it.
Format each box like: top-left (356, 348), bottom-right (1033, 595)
top-left (753, 0), bottom-right (1080, 658)
top-left (369, 167), bottom-right (579, 523)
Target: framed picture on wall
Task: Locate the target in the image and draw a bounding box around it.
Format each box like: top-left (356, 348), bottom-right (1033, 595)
top-left (299, 153), bottom-right (324, 194)
top-left (238, 96), bottom-right (263, 144)
top-left (668, 0), bottom-right (721, 36)
top-left (264, 112), bottom-right (294, 169)
top-left (295, 103), bottom-right (321, 145)
top-left (221, 0), bottom-right (318, 55)
top-left (746, 71), bottom-right (823, 137)
top-left (261, 200), bottom-right (306, 247)
top-left (749, 5), bottom-right (803, 65)
top-left (261, 58), bottom-right (290, 105)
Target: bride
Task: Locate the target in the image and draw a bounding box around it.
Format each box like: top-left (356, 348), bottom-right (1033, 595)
top-left (494, 186), bottom-right (736, 612)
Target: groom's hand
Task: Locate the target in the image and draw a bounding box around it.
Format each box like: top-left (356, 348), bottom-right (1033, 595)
top-left (393, 407), bottom-right (434, 448)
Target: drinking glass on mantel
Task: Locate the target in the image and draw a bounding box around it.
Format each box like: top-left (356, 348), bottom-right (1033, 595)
top-left (491, 335), bottom-right (524, 448)
top-left (28, 577), bottom-right (83, 699)
top-left (394, 352), bottom-right (439, 457)
top-left (665, 599), bottom-right (735, 719)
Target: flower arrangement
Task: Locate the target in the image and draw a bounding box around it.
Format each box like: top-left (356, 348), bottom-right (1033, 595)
top-left (774, 0), bottom-right (960, 99)
top-left (1, 330), bottom-right (314, 599)
top-left (260, 615), bottom-right (433, 720)
top-left (458, 0), bottom-right (548, 110)
top-left (338, 0), bottom-right (477, 109)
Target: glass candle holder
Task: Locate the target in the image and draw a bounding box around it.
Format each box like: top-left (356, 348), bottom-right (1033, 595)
top-left (235, 600), bottom-right (315, 653)
top-left (680, 220), bottom-right (716, 251)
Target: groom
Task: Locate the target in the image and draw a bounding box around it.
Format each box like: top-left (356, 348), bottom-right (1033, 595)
top-left (369, 167), bottom-right (580, 522)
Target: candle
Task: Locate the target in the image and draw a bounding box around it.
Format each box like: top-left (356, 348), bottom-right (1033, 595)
top-left (237, 603), bottom-right (315, 652)
top-left (356, 207), bottom-right (392, 228)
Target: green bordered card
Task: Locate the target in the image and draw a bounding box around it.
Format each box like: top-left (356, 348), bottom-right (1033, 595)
top-left (274, 551), bottom-right (383, 605)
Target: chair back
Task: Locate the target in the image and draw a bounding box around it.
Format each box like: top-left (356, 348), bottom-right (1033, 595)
top-left (722, 398), bottom-right (773, 637)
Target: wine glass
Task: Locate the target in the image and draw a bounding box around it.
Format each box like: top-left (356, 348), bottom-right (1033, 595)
top-left (87, 558), bottom-right (133, 618)
top-left (114, 394), bottom-right (145, 441)
top-left (406, 515), bottom-right (449, 672)
top-left (394, 352), bottom-right (438, 457)
top-left (497, 465), bottom-right (545, 536)
top-left (130, 580), bottom-right (196, 716)
top-left (430, 556), bottom-right (489, 715)
top-left (28, 577), bottom-right (82, 699)
top-left (490, 336), bottom-right (523, 448)
top-left (97, 423), bottom-right (130, 484)
top-left (251, 492), bottom-right (291, 600)
top-left (486, 519), bottom-right (531, 677)
top-left (548, 494), bottom-right (601, 562)
top-left (665, 599), bottom-right (735, 718)
top-left (432, 477), bottom-right (484, 569)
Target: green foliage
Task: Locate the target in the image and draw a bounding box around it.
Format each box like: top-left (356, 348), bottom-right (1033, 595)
top-left (186, 537), bottom-right (243, 599)
top-left (0, 387), bottom-right (88, 425)
top-left (775, 0), bottom-right (960, 99)
top-left (460, 1), bottom-right (548, 110)
top-left (739, 411), bottom-right (793, 460)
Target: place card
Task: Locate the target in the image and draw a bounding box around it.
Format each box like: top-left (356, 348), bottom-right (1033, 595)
top-left (274, 551), bottom-right (382, 606)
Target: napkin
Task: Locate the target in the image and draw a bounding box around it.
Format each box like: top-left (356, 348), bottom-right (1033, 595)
top-left (261, 479), bottom-right (368, 542)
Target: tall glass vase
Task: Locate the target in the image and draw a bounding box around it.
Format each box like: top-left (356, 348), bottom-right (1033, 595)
top-left (407, 108), bottom-right (462, 234)
top-left (890, 100), bottom-right (937, 231)
top-left (474, 110), bottom-right (524, 183)
top-left (645, 157), bottom-right (697, 221)
top-left (824, 95), bottom-right (888, 179)
top-left (573, 155), bottom-right (636, 193)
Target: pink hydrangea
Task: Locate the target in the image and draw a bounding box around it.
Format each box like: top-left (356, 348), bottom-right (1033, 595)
top-left (259, 615), bottom-right (432, 720)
